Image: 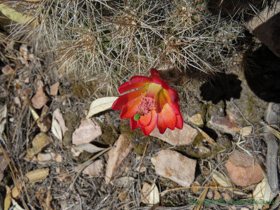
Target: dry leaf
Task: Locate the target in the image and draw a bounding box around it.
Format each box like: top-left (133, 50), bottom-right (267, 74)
top-left (253, 178), bottom-right (276, 210)
top-left (29, 106), bottom-right (39, 121)
top-left (149, 183), bottom-right (160, 205)
top-left (51, 118), bottom-right (62, 141)
top-left (86, 97), bottom-right (118, 119)
top-left (0, 155), bottom-right (9, 182)
top-left (2, 65), bottom-right (13, 75)
top-left (212, 171), bottom-right (233, 188)
top-left (0, 104), bottom-right (7, 134)
top-left (72, 119), bottom-right (102, 145)
top-left (141, 182), bottom-right (152, 204)
top-left (11, 199), bottom-right (24, 210)
top-left (25, 168), bottom-right (49, 183)
top-left (53, 109), bottom-right (68, 136)
top-left (71, 143), bottom-right (105, 154)
top-left (12, 182), bottom-right (23, 198)
top-left (110, 177), bottom-right (134, 187)
top-left (196, 126), bottom-right (216, 144)
top-left (25, 133), bottom-right (52, 160)
top-left (0, 4), bottom-right (39, 26)
top-left (55, 153), bottom-right (63, 163)
top-left (105, 134), bottom-right (133, 184)
top-left (4, 186), bottom-right (12, 210)
top-left (82, 160), bottom-right (103, 177)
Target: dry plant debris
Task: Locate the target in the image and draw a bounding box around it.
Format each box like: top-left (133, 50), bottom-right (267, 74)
top-left (0, 0), bottom-right (279, 209)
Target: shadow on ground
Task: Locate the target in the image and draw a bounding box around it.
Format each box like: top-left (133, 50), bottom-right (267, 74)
top-left (243, 45), bottom-right (280, 103)
top-left (200, 73), bottom-right (242, 104)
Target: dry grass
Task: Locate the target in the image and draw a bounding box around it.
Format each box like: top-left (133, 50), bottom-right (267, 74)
top-left (5, 0), bottom-right (251, 95)
top-left (0, 0), bottom-right (277, 209)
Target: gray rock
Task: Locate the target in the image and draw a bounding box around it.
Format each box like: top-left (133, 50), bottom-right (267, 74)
top-left (151, 149), bottom-right (196, 187)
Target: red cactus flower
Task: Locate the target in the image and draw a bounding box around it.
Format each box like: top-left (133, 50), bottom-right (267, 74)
top-left (112, 69), bottom-right (183, 136)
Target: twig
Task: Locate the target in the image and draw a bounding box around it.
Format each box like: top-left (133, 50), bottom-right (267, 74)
top-left (68, 146), bottom-right (113, 192)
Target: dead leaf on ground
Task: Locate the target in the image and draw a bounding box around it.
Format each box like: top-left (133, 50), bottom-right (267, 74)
top-left (72, 118), bottom-right (102, 145)
top-left (12, 182), bottom-right (23, 198)
top-left (31, 85), bottom-right (50, 109)
top-left (0, 155), bottom-right (9, 182)
top-left (82, 160), bottom-right (103, 177)
top-left (105, 134), bottom-right (133, 184)
top-left (141, 182), bottom-right (152, 204)
top-left (0, 4), bottom-right (39, 26)
top-left (25, 168), bottom-right (49, 183)
top-left (51, 118), bottom-right (62, 141)
top-left (25, 133), bottom-right (52, 160)
top-left (253, 178), bottom-right (276, 210)
top-left (4, 186), bottom-right (12, 210)
top-left (37, 153), bottom-right (55, 164)
top-left (86, 97), bottom-right (118, 119)
top-left (0, 104), bottom-right (7, 134)
top-left (212, 170), bottom-right (233, 188)
top-left (29, 106), bottom-right (39, 121)
top-left (110, 177), bottom-right (134, 187)
top-left (2, 65), bottom-right (13, 75)
top-left (53, 109), bottom-right (68, 136)
top-left (12, 199), bottom-right (25, 210)
top-left (195, 126), bottom-right (216, 144)
top-left (71, 143), bottom-right (105, 154)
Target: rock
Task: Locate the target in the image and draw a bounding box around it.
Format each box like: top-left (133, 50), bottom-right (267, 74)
top-left (207, 190), bottom-right (213, 199)
top-left (214, 191), bottom-right (221, 200)
top-left (222, 191), bottom-right (231, 201)
top-left (150, 123), bottom-right (198, 146)
top-left (151, 149), bottom-right (196, 187)
top-left (207, 111), bottom-right (239, 136)
top-left (72, 118), bottom-right (102, 145)
top-left (37, 153), bottom-right (55, 164)
top-left (31, 85), bottom-right (50, 109)
top-left (239, 126), bottom-right (252, 137)
top-left (188, 113), bottom-right (204, 127)
top-left (37, 115), bottom-right (52, 132)
top-left (225, 150), bottom-right (264, 187)
top-left (50, 82), bottom-right (60, 96)
top-left (247, 3), bottom-right (280, 58)
top-left (25, 133), bottom-right (52, 160)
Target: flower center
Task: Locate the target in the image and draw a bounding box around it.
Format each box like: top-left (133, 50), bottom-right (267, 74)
top-left (133, 96), bottom-right (155, 121)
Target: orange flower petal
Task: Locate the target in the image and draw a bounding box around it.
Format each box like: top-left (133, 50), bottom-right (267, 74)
top-left (120, 94), bottom-right (144, 119)
top-left (176, 114), bottom-right (183, 129)
top-left (119, 76), bottom-right (152, 94)
top-left (112, 87), bottom-right (147, 110)
top-left (130, 117), bottom-right (140, 130)
top-left (141, 110), bottom-right (157, 135)
top-left (150, 68), bottom-right (160, 78)
top-left (157, 111), bottom-right (167, 134)
top-left (155, 89), bottom-right (164, 113)
top-left (138, 111), bottom-right (152, 127)
top-left (162, 104), bottom-right (176, 130)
